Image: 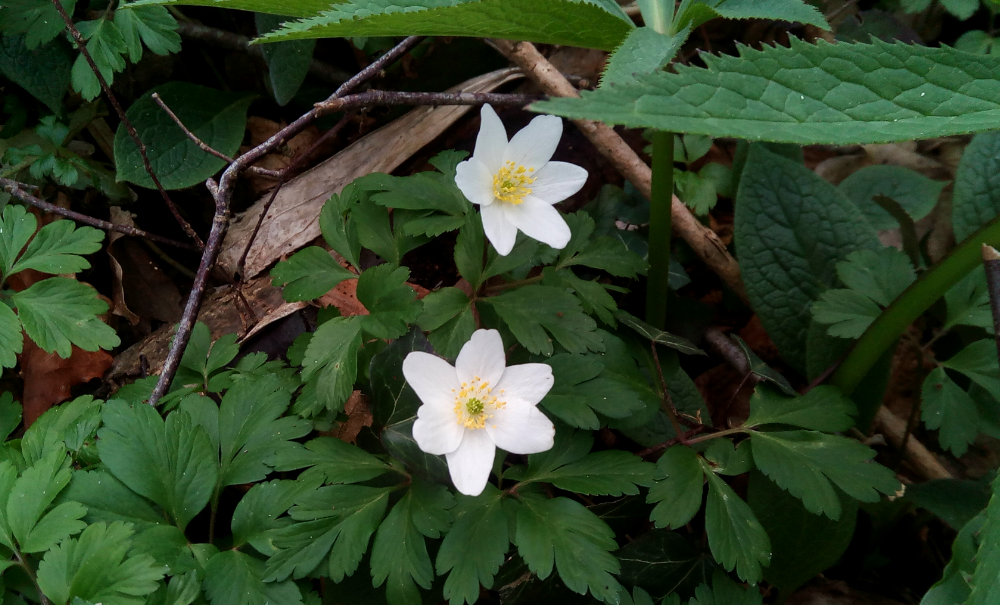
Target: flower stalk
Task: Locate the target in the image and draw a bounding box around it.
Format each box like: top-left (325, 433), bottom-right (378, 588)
top-left (646, 130), bottom-right (675, 329)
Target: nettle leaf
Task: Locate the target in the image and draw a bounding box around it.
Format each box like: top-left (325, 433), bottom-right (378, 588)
top-left (647, 445), bottom-right (705, 529)
top-left (922, 367), bottom-right (980, 457)
top-left (749, 430), bottom-right (901, 519)
top-left (418, 287), bottom-right (475, 359)
top-left (702, 466), bottom-right (771, 584)
top-left (940, 339), bottom-right (1000, 401)
top-left (268, 436), bottom-right (392, 485)
top-left (371, 478), bottom-right (456, 605)
top-left (536, 40), bottom-right (1000, 145)
top-left (255, 13), bottom-right (314, 106)
top-left (436, 486), bottom-right (509, 605)
top-left (734, 145), bottom-right (878, 370)
top-left (97, 401), bottom-right (218, 530)
top-left (115, 4), bottom-right (181, 61)
top-left (71, 18), bottom-right (127, 100)
top-left (114, 82), bottom-right (254, 189)
top-left (356, 264), bottom-right (423, 340)
top-left (744, 385), bottom-right (856, 432)
top-left (838, 165), bottom-right (946, 230)
top-left (264, 485), bottom-right (392, 582)
top-left (687, 570), bottom-right (763, 605)
top-left (36, 521), bottom-right (165, 605)
top-left (204, 550), bottom-right (302, 605)
top-left (557, 212), bottom-right (647, 278)
top-left (272, 247), bottom-right (356, 302)
top-left (514, 429), bottom-right (655, 495)
top-left (13, 277), bottom-right (120, 359)
top-left (954, 131), bottom-right (1000, 242)
top-left (254, 0), bottom-right (633, 50)
top-left (481, 285), bottom-right (602, 355)
top-left (514, 495), bottom-right (622, 603)
top-left (601, 26), bottom-right (687, 88)
top-left (945, 266), bottom-right (993, 333)
top-left (301, 316), bottom-right (364, 414)
top-left (967, 475), bottom-right (1000, 605)
top-left (0, 35), bottom-right (72, 114)
top-left (0, 0), bottom-right (77, 49)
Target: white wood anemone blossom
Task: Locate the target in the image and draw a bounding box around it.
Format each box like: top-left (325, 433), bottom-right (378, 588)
top-left (454, 104), bottom-right (588, 255)
top-left (401, 329), bottom-right (556, 496)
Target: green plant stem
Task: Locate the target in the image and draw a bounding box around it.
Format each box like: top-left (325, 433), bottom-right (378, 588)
top-left (831, 214), bottom-right (1000, 395)
top-left (645, 131), bottom-right (674, 329)
top-left (481, 274), bottom-right (542, 295)
top-left (14, 550), bottom-right (50, 605)
top-left (685, 426), bottom-right (747, 445)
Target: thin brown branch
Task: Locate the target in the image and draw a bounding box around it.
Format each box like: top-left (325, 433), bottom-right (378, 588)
top-left (151, 93), bottom-right (281, 178)
top-left (315, 90), bottom-right (543, 116)
top-left (50, 0), bottom-right (203, 247)
top-left (0, 178), bottom-right (199, 250)
top-left (335, 36), bottom-right (425, 97)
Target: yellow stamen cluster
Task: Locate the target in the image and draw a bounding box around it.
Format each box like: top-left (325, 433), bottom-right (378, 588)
top-left (493, 161), bottom-right (536, 205)
top-left (452, 376), bottom-right (506, 430)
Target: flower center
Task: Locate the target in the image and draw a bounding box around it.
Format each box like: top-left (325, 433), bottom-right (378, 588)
top-left (453, 376), bottom-right (506, 430)
top-left (492, 161), bottom-right (536, 205)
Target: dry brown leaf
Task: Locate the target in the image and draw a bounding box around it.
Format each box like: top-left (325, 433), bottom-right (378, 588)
top-left (242, 117), bottom-right (321, 195)
top-left (19, 339), bottom-right (112, 427)
top-left (328, 390), bottom-right (373, 444)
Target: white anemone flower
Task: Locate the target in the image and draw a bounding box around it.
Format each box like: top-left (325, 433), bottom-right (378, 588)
top-left (402, 329), bottom-right (556, 496)
top-left (454, 104), bottom-right (588, 256)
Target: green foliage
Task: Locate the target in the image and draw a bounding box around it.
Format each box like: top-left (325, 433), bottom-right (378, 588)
top-left (838, 165), bottom-right (946, 230)
top-left (944, 266), bottom-right (993, 333)
top-left (272, 247), bottom-right (355, 301)
top-left (479, 285), bottom-right (602, 355)
top-left (647, 445), bottom-right (704, 529)
top-left (615, 529), bottom-right (715, 599)
top-left (536, 40), bottom-right (1000, 145)
top-left (744, 386), bottom-right (856, 432)
top-left (686, 570), bottom-right (763, 605)
top-left (255, 13), bottom-right (315, 106)
top-left (967, 475), bottom-right (1000, 605)
top-left (922, 367), bottom-right (981, 457)
top-left (702, 466), bottom-right (771, 584)
top-left (269, 436), bottom-right (392, 484)
top-left (0, 0), bottom-right (77, 49)
top-left (600, 26), bottom-right (687, 88)
top-left (0, 450), bottom-right (85, 554)
top-left (174, 321), bottom-right (240, 392)
top-left (615, 310), bottom-right (704, 356)
top-left (418, 287), bottom-right (475, 358)
top-left (436, 486), bottom-right (509, 605)
top-left (940, 339), bottom-right (1000, 401)
top-left (0, 36), bottom-right (72, 114)
top-left (954, 131), bottom-right (1000, 242)
top-left (114, 82), bottom-right (254, 189)
top-left (734, 145), bottom-right (878, 369)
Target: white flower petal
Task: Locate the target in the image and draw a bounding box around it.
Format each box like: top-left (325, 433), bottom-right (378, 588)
top-left (456, 329), bottom-right (506, 386)
top-left (529, 161), bottom-right (588, 204)
top-left (494, 363), bottom-right (554, 406)
top-left (445, 429), bottom-right (497, 496)
top-left (455, 157), bottom-right (496, 207)
top-left (487, 402), bottom-right (555, 455)
top-left (504, 197), bottom-right (572, 250)
top-left (480, 202), bottom-right (518, 256)
top-left (412, 403), bottom-right (464, 455)
top-left (503, 114), bottom-right (562, 170)
top-left (474, 104), bottom-right (507, 174)
top-left (402, 352), bottom-right (460, 411)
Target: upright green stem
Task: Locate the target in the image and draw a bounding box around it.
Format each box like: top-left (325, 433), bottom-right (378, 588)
top-left (645, 131), bottom-right (674, 329)
top-left (831, 214), bottom-right (1000, 395)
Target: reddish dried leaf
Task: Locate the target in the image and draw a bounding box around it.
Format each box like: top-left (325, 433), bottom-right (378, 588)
top-left (19, 338), bottom-right (112, 426)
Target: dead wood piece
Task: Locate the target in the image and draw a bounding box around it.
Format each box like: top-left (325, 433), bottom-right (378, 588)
top-left (875, 407), bottom-right (953, 480)
top-left (217, 67), bottom-right (525, 280)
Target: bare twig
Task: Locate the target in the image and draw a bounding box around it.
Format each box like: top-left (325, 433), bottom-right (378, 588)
top-left (151, 93), bottom-right (281, 179)
top-left (489, 39), bottom-right (748, 303)
top-left (335, 36), bottom-right (425, 97)
top-left (0, 178), bottom-right (199, 250)
top-left (315, 90), bottom-right (543, 116)
top-left (50, 0), bottom-right (203, 247)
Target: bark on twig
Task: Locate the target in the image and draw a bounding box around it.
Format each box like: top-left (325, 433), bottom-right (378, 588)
top-left (315, 90), bottom-right (543, 115)
top-left (0, 178), bottom-right (199, 250)
top-left (489, 39), bottom-right (748, 303)
top-left (50, 0), bottom-right (203, 247)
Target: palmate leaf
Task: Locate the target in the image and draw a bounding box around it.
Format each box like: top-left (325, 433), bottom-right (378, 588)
top-left (230, 479), bottom-right (320, 550)
top-left (436, 485), bottom-right (509, 605)
top-left (271, 247), bottom-right (356, 302)
top-left (922, 367), bottom-right (981, 457)
top-left (556, 212), bottom-right (647, 279)
top-left (744, 385), bottom-right (856, 432)
top-left (944, 266), bottom-right (993, 332)
top-left (536, 39), bottom-right (1000, 145)
top-left (114, 4), bottom-right (180, 61)
top-left (268, 436), bottom-right (392, 485)
top-left (204, 550), bottom-right (302, 605)
top-left (647, 445), bottom-right (704, 530)
top-left (250, 0), bottom-right (632, 50)
top-left (513, 495), bottom-right (622, 603)
top-left (0, 0), bottom-right (77, 49)
top-left (0, 450), bottom-right (85, 553)
top-left (481, 285), bottom-right (603, 355)
top-left (702, 468), bottom-right (771, 585)
top-left (940, 339), bottom-right (1000, 401)
top-left (10, 214), bottom-right (104, 276)
top-left (418, 287), bottom-right (475, 359)
top-left (355, 264), bottom-right (423, 340)
top-left (687, 570), bottom-right (763, 605)
top-left (301, 316), bottom-right (364, 414)
top-left (71, 18), bottom-right (128, 101)
top-left (13, 277), bottom-right (120, 358)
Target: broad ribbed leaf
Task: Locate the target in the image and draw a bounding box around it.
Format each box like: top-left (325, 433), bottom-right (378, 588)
top-left (536, 40), bottom-right (1000, 145)
top-left (601, 26), bottom-right (686, 87)
top-left (953, 131), bottom-right (1000, 242)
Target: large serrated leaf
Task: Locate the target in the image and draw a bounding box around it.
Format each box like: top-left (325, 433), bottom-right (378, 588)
top-left (535, 40), bottom-right (1000, 145)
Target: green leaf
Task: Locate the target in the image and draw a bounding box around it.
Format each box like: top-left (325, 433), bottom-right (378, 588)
top-left (539, 351), bottom-right (644, 429)
top-left (612, 311), bottom-right (702, 356)
top-left (940, 339), bottom-right (1000, 401)
top-left (481, 285), bottom-right (602, 355)
top-left (556, 212), bottom-right (647, 279)
top-left (4, 450), bottom-right (84, 553)
top-left (0, 303), bottom-right (24, 369)
top-left (254, 0), bottom-right (632, 50)
top-left (0, 392), bottom-right (21, 441)
top-left (418, 287), bottom-right (474, 359)
top-left (954, 131), bottom-right (1000, 242)
top-left (744, 385), bottom-right (856, 432)
top-left (749, 430), bottom-right (901, 518)
top-left (174, 322), bottom-right (240, 391)
top-left (356, 264), bottom-right (423, 340)
top-left (0, 0), bottom-right (77, 49)
top-left (63, 469), bottom-right (164, 528)
top-left (264, 485), bottom-right (391, 582)
top-left (436, 486), bottom-right (510, 605)
top-left (0, 205), bottom-right (40, 277)
top-left (940, 0), bottom-right (978, 19)
top-left (268, 436), bottom-right (391, 485)
top-left (837, 248), bottom-right (916, 307)
top-left (113, 82), bottom-right (254, 189)
top-left (600, 26), bottom-right (687, 88)
top-left (967, 474), bottom-right (1000, 605)
top-left (945, 266), bottom-right (993, 332)
top-left (370, 478), bottom-right (455, 605)
top-left (922, 367), bottom-right (980, 457)
top-left (11, 219), bottom-right (104, 276)
top-left (906, 478), bottom-right (991, 530)
top-left (0, 36), bottom-right (72, 114)
top-left (921, 511), bottom-right (981, 605)
top-left (513, 496), bottom-right (622, 603)
top-left (517, 429), bottom-right (655, 495)
top-left (204, 550), bottom-right (302, 605)
top-left (231, 479), bottom-right (320, 550)
top-left (536, 39), bottom-right (1000, 145)
top-left (272, 247), bottom-right (356, 302)
top-left (71, 19), bottom-right (127, 101)
top-left (811, 289), bottom-right (883, 339)
top-left (36, 521), bottom-right (166, 605)
top-left (543, 268), bottom-right (619, 326)
top-left (301, 316), bottom-right (364, 414)
top-left (703, 438), bottom-right (753, 476)
top-left (616, 529), bottom-right (716, 600)
top-left (362, 166), bottom-right (470, 218)
top-left (838, 165), bottom-right (945, 230)
top-left (687, 570), bottom-right (763, 605)
top-left (320, 187), bottom-right (363, 270)
top-left (255, 13), bottom-right (314, 106)
top-left (97, 401), bottom-right (218, 530)
top-left (702, 468), bottom-right (771, 584)
top-left (13, 277), bottom-right (120, 358)
top-left (114, 4), bottom-right (181, 61)
top-left (647, 445), bottom-right (704, 529)
top-left (733, 145), bottom-right (878, 369)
